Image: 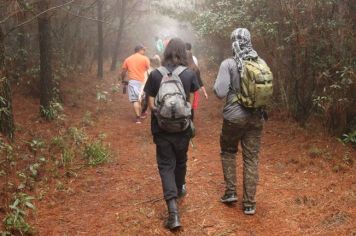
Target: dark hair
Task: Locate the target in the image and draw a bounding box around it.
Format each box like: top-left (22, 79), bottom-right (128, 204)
top-left (134, 44), bottom-right (145, 53)
top-left (185, 42), bottom-right (192, 51)
top-left (162, 38), bottom-right (188, 67)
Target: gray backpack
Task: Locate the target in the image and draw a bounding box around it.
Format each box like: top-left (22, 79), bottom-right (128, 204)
top-left (154, 66), bottom-right (192, 132)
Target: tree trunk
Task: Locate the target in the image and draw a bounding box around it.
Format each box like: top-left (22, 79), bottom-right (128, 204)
top-left (38, 1), bottom-right (54, 114)
top-left (350, 0), bottom-right (356, 31)
top-left (97, 0), bottom-right (104, 79)
top-left (17, 26), bottom-right (27, 74)
top-left (0, 27), bottom-right (15, 140)
top-left (110, 0), bottom-right (127, 71)
top-left (17, 11), bottom-right (27, 75)
top-left (337, 0), bottom-right (349, 57)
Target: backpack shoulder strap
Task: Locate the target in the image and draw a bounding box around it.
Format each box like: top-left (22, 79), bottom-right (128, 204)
top-left (230, 58), bottom-right (240, 92)
top-left (157, 66), bottom-right (170, 77)
top-left (172, 66), bottom-right (187, 76)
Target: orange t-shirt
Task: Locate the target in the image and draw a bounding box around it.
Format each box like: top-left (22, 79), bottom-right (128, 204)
top-left (122, 53), bottom-right (150, 82)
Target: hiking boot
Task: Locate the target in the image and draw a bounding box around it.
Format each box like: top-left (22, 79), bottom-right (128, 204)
top-left (243, 206), bottom-right (256, 215)
top-left (220, 192), bottom-right (238, 203)
top-left (135, 117), bottom-right (141, 124)
top-left (165, 198), bottom-right (181, 230)
top-left (177, 184), bottom-right (186, 199)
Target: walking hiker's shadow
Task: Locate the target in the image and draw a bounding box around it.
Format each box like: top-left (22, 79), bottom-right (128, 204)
top-left (222, 202), bottom-right (237, 209)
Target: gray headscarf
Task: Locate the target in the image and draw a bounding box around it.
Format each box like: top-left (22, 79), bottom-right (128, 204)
top-left (231, 28), bottom-right (258, 71)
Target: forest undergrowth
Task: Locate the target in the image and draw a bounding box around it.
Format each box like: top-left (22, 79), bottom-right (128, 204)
top-left (1, 65), bottom-right (355, 235)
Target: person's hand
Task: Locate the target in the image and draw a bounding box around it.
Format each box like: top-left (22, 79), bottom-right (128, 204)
top-left (201, 87), bottom-right (208, 100)
top-left (204, 92), bottom-right (208, 100)
top-left (152, 106), bottom-right (159, 114)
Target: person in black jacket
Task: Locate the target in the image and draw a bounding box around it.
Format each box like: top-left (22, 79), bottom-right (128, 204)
top-left (186, 50), bottom-right (208, 120)
top-left (144, 38), bottom-right (199, 230)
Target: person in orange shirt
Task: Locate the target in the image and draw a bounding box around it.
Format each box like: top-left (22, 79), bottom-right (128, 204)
top-left (121, 45), bottom-right (150, 124)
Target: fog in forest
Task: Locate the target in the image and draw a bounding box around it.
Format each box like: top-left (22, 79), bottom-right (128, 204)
top-left (0, 0), bottom-right (355, 235)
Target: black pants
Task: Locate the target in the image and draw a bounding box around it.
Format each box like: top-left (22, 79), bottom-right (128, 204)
top-left (154, 132), bottom-right (191, 200)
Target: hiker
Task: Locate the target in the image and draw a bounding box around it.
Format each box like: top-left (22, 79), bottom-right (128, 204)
top-left (213, 28), bottom-right (272, 215)
top-left (121, 44), bottom-right (150, 124)
top-left (186, 50), bottom-right (208, 120)
top-left (141, 55), bottom-right (162, 118)
top-left (185, 42), bottom-right (198, 66)
top-left (155, 36), bottom-right (164, 56)
top-left (144, 38), bottom-right (199, 230)
top-left (163, 35), bottom-right (171, 49)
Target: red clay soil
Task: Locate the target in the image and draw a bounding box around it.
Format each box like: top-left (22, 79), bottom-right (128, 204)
top-left (8, 68), bottom-right (356, 235)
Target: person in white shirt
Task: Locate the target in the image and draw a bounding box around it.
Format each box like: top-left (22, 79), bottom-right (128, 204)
top-left (185, 42), bottom-right (199, 66)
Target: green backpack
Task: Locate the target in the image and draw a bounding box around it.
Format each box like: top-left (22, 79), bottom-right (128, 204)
top-left (232, 57), bottom-right (273, 108)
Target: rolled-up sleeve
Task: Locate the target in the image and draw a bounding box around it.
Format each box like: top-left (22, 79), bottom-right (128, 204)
top-left (213, 60), bottom-right (230, 99)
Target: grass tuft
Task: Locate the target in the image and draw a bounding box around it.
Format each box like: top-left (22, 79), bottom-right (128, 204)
top-left (83, 141), bottom-right (110, 166)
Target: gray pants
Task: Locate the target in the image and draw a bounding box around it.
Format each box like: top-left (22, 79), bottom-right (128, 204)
top-left (128, 80), bottom-right (142, 102)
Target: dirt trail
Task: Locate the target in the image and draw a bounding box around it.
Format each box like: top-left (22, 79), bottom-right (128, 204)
top-left (27, 70), bottom-right (355, 236)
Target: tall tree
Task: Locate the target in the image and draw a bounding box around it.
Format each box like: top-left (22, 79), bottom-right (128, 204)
top-left (97, 0), bottom-right (104, 79)
top-left (38, 0), bottom-right (54, 117)
top-left (110, 0), bottom-right (127, 71)
top-left (16, 9), bottom-right (27, 78)
top-left (0, 27), bottom-right (15, 140)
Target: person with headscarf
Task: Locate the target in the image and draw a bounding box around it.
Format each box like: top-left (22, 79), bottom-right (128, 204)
top-left (213, 28), bottom-right (265, 215)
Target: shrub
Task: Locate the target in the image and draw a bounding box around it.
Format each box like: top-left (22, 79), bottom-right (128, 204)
top-left (3, 193), bottom-right (35, 235)
top-left (61, 148), bottom-right (75, 169)
top-left (27, 138), bottom-right (45, 153)
top-left (308, 147), bottom-right (323, 158)
top-left (40, 102), bottom-right (63, 120)
top-left (340, 131), bottom-right (356, 148)
top-left (83, 141), bottom-right (110, 166)
top-left (96, 91), bottom-right (109, 102)
top-left (82, 111), bottom-right (94, 126)
top-left (51, 136), bottom-right (65, 150)
top-left (68, 127), bottom-right (87, 145)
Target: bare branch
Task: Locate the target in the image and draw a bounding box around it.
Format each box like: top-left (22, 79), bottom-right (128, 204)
top-left (5, 0), bottom-right (77, 37)
top-left (60, 8), bottom-right (113, 25)
top-left (0, 11), bottom-right (19, 25)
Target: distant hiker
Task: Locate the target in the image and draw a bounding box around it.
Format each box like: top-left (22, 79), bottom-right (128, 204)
top-left (141, 55), bottom-right (162, 118)
top-left (186, 51), bottom-right (208, 120)
top-left (144, 38), bottom-right (199, 230)
top-left (163, 36), bottom-right (171, 49)
top-left (155, 36), bottom-right (164, 56)
top-left (185, 42), bottom-right (198, 66)
top-left (213, 28), bottom-right (273, 215)
top-left (121, 44), bottom-right (150, 124)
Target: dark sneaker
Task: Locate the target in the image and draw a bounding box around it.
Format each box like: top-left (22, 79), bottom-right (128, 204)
top-left (140, 112), bottom-right (148, 119)
top-left (243, 206), bottom-right (256, 215)
top-left (177, 184), bottom-right (187, 198)
top-left (220, 192), bottom-right (238, 203)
